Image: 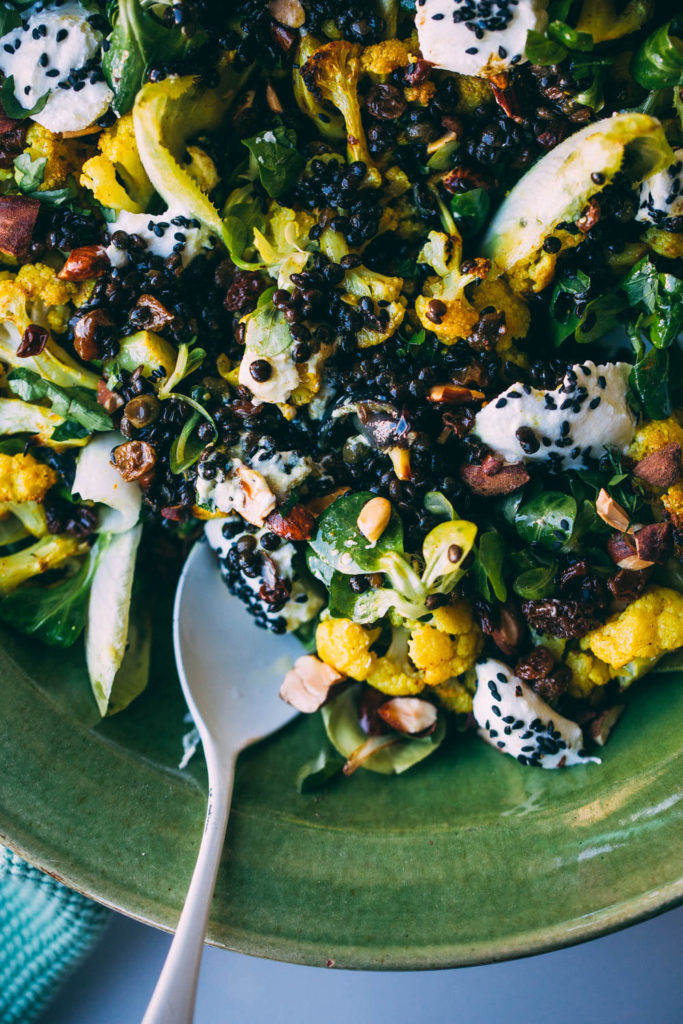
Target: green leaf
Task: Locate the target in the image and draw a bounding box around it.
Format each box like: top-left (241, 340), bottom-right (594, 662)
top-left (296, 745), bottom-right (345, 793)
top-left (102, 0), bottom-right (194, 115)
top-left (13, 153), bottom-right (46, 192)
top-left (244, 304), bottom-right (293, 358)
top-left (0, 1), bottom-right (21, 37)
top-left (308, 491), bottom-right (404, 579)
top-left (242, 123), bottom-right (304, 199)
top-left (632, 21), bottom-right (683, 90)
top-left (622, 258), bottom-right (683, 349)
top-left (513, 563), bottom-right (557, 600)
top-left (321, 684), bottom-right (445, 775)
top-left (50, 419), bottom-right (90, 442)
top-left (547, 20), bottom-right (593, 52)
top-left (549, 269), bottom-right (591, 346)
top-left (0, 539), bottom-right (106, 647)
top-left (0, 75), bottom-right (49, 120)
top-left (449, 188), bottom-right (490, 236)
top-left (169, 410), bottom-right (215, 474)
top-left (476, 531), bottom-right (507, 602)
top-left (524, 29), bottom-right (568, 65)
top-left (7, 369), bottom-right (112, 434)
top-left (423, 490), bottom-right (455, 520)
top-left (629, 347), bottom-right (671, 420)
top-left (514, 492), bottom-right (577, 551)
top-left (574, 292), bottom-right (628, 344)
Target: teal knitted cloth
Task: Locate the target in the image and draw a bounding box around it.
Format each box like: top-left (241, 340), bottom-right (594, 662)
top-left (0, 846), bottom-right (110, 1024)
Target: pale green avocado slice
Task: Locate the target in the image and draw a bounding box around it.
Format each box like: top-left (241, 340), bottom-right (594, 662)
top-left (132, 72), bottom-right (245, 241)
top-left (482, 112), bottom-right (675, 278)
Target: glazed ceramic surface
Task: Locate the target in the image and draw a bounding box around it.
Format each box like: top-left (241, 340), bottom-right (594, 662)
top-left (0, 597), bottom-right (681, 969)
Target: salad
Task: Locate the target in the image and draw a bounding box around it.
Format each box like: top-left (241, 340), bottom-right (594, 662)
top-left (0, 0), bottom-right (682, 785)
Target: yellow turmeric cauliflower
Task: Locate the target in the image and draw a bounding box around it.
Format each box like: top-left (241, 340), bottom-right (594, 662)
top-left (471, 277), bottom-right (531, 342)
top-left (360, 39), bottom-right (412, 77)
top-left (565, 649), bottom-right (613, 699)
top-left (0, 452), bottom-right (57, 504)
top-left (80, 114), bottom-right (153, 213)
top-left (628, 417), bottom-right (683, 461)
top-left (415, 230), bottom-right (487, 344)
top-left (408, 602), bottom-right (483, 685)
top-left (584, 587), bottom-right (683, 670)
top-left (24, 124), bottom-right (82, 190)
top-left (0, 263), bottom-right (77, 333)
top-left (316, 618), bottom-right (380, 681)
top-left (662, 484), bottom-right (683, 531)
top-left (431, 677), bottom-right (474, 713)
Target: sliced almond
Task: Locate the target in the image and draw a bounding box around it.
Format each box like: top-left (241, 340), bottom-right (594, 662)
top-left (357, 496), bottom-right (392, 543)
top-left (233, 464), bottom-right (276, 527)
top-left (343, 734), bottom-right (400, 775)
top-left (265, 83), bottom-right (283, 113)
top-left (616, 553), bottom-right (655, 571)
top-left (268, 0), bottom-right (305, 28)
top-left (590, 705), bottom-right (624, 747)
top-left (388, 446), bottom-right (412, 480)
top-left (596, 488), bottom-right (630, 533)
top-left (426, 130), bottom-right (459, 155)
top-left (377, 697), bottom-right (438, 735)
top-left (305, 486), bottom-right (350, 517)
top-left (279, 655), bottom-right (345, 713)
top-left (428, 385), bottom-right (486, 405)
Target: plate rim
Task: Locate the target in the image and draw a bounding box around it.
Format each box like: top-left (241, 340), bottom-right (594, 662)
top-left (2, 824), bottom-right (681, 970)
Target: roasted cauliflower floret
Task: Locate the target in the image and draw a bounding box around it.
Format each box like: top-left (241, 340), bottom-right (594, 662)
top-left (316, 618), bottom-right (380, 681)
top-left (0, 452), bottom-right (57, 504)
top-left (0, 534), bottom-right (85, 596)
top-left (360, 39), bottom-right (412, 77)
top-left (629, 417), bottom-right (683, 460)
top-left (662, 484), bottom-right (683, 531)
top-left (415, 230), bottom-right (488, 344)
top-left (472, 277), bottom-right (531, 343)
top-left (431, 677), bottom-right (474, 713)
top-left (365, 656), bottom-right (425, 696)
top-left (584, 587), bottom-right (683, 670)
top-left (301, 40), bottom-right (381, 187)
top-left (24, 124), bottom-right (79, 190)
top-left (408, 602), bottom-right (483, 685)
top-left (565, 649), bottom-right (613, 699)
top-left (80, 113), bottom-right (153, 213)
top-left (0, 263), bottom-right (76, 333)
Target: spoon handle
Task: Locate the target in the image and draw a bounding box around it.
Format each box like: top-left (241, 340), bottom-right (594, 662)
top-left (142, 746), bottom-right (235, 1024)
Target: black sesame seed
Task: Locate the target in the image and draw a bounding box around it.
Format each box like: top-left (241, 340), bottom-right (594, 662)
top-left (465, 46), bottom-right (479, 54)
top-left (56, 28), bottom-right (68, 41)
top-left (589, 396), bottom-right (601, 409)
top-left (495, 397), bottom-right (507, 408)
top-left (45, 67), bottom-right (59, 77)
top-left (39, 52), bottom-right (49, 67)
top-left (496, 672), bottom-right (507, 683)
top-left (597, 375), bottom-right (606, 389)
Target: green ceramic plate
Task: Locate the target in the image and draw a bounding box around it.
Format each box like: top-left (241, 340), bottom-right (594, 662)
top-left (0, 603), bottom-right (681, 969)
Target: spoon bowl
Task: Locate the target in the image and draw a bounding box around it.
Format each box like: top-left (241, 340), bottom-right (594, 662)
top-left (141, 539), bottom-right (299, 1024)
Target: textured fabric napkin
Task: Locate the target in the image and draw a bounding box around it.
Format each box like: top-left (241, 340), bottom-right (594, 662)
top-left (0, 846), bottom-right (110, 1024)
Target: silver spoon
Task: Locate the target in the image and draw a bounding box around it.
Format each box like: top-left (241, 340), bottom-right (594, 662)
top-left (141, 540), bottom-right (299, 1024)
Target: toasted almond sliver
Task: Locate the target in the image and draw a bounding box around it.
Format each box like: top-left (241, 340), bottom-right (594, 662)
top-left (279, 655), bottom-right (345, 713)
top-left (596, 488), bottom-right (631, 533)
top-left (389, 446), bottom-right (412, 480)
top-left (357, 496), bottom-right (392, 543)
top-left (428, 384), bottom-right (486, 404)
top-left (377, 697), bottom-right (438, 735)
top-left (616, 554), bottom-right (655, 571)
top-left (268, 0), bottom-right (305, 28)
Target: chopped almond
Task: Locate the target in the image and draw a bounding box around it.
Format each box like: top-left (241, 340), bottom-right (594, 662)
top-left (305, 487), bottom-right (350, 517)
top-left (0, 195), bottom-right (40, 257)
top-left (96, 379), bottom-right (123, 414)
top-left (633, 443), bottom-right (681, 488)
top-left (388, 446), bottom-right (412, 480)
top-left (616, 553), bottom-right (655, 571)
top-left (233, 464), bottom-right (276, 527)
top-left (590, 705), bottom-right (624, 747)
top-left (595, 488), bottom-right (630, 533)
top-left (428, 384), bottom-right (486, 404)
top-left (377, 697), bottom-right (438, 735)
top-left (268, 0), bottom-right (305, 27)
top-left (460, 462), bottom-right (529, 496)
top-left (357, 496), bottom-right (392, 543)
top-left (279, 655), bottom-right (345, 713)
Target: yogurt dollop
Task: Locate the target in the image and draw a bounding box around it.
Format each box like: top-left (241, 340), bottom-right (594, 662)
top-left (473, 659), bottom-right (600, 768)
top-left (415, 0), bottom-right (548, 78)
top-left (473, 361), bottom-right (635, 470)
top-left (0, 1), bottom-right (113, 133)
top-left (636, 148), bottom-right (683, 226)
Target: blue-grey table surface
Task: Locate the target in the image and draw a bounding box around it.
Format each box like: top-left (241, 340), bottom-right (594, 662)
top-left (39, 905), bottom-right (682, 1023)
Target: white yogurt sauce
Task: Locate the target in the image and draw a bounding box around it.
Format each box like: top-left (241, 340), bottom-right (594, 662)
top-left (636, 148), bottom-right (683, 226)
top-left (0, 1), bottom-right (112, 133)
top-left (473, 361), bottom-right (635, 469)
top-left (473, 659), bottom-right (600, 768)
top-left (106, 208), bottom-right (217, 269)
top-left (238, 344), bottom-right (300, 405)
top-left (204, 518), bottom-right (323, 631)
top-left (415, 0), bottom-right (548, 78)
